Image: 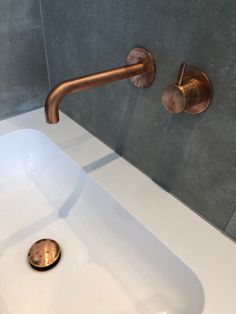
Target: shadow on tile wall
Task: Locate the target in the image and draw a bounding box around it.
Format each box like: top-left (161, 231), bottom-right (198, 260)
top-left (0, 0), bottom-right (48, 120)
top-left (40, 0), bottom-right (236, 240)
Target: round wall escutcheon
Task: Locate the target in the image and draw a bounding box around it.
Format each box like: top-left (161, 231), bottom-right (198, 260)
top-left (127, 47), bottom-right (156, 88)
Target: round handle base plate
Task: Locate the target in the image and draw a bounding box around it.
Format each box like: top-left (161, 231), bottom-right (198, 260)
top-left (184, 67), bottom-right (213, 114)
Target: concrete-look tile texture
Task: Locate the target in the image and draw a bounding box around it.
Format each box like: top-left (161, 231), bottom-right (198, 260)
top-left (41, 0), bottom-right (236, 240)
top-left (225, 209), bottom-right (236, 240)
top-left (0, 0), bottom-right (48, 120)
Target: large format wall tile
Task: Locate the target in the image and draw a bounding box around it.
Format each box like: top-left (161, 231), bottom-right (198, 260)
top-left (0, 0), bottom-right (48, 120)
top-left (41, 0), bottom-right (236, 240)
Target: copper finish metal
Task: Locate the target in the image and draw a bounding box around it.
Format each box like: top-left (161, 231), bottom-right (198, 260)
top-left (162, 62), bottom-right (213, 114)
top-left (127, 47), bottom-right (156, 88)
top-left (176, 62), bottom-right (187, 86)
top-left (28, 239), bottom-right (61, 271)
top-left (45, 48), bottom-right (156, 124)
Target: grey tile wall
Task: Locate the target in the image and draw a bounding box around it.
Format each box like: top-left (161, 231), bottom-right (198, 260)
top-left (0, 0), bottom-right (48, 120)
top-left (225, 209), bottom-right (236, 240)
top-left (41, 0), bottom-right (236, 240)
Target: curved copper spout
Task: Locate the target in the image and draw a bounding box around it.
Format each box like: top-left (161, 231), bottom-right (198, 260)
top-left (45, 63), bottom-right (144, 124)
top-left (45, 48), bottom-right (155, 124)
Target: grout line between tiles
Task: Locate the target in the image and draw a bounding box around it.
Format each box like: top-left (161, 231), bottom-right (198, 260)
top-left (39, 0), bottom-right (51, 90)
top-left (223, 206), bottom-right (236, 231)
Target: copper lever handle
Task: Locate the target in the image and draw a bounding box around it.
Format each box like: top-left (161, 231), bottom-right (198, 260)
top-left (162, 62), bottom-right (213, 114)
top-left (176, 62), bottom-right (187, 86)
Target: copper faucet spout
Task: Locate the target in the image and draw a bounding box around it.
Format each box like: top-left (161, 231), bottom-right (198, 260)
top-left (45, 63), bottom-right (144, 124)
top-left (44, 47), bottom-right (156, 124)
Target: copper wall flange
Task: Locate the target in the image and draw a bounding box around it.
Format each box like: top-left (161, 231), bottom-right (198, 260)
top-left (127, 48), bottom-right (156, 88)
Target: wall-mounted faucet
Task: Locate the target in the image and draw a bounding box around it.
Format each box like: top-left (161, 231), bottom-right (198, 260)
top-left (44, 47), bottom-right (155, 124)
top-left (162, 62), bottom-right (213, 114)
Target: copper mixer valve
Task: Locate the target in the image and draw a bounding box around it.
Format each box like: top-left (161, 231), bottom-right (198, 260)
top-left (162, 62), bottom-right (213, 114)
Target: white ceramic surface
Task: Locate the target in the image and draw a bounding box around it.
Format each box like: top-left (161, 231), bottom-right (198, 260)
top-left (0, 109), bottom-right (235, 314)
top-left (0, 129), bottom-right (203, 314)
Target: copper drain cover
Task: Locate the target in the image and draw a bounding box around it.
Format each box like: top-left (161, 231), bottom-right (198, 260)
top-left (28, 239), bottom-right (61, 271)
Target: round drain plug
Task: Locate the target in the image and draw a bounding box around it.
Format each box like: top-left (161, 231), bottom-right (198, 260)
top-left (28, 239), bottom-right (61, 271)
